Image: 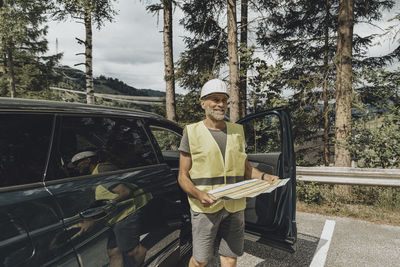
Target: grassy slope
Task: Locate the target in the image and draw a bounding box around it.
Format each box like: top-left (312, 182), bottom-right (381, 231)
top-left (54, 65), bottom-right (166, 97)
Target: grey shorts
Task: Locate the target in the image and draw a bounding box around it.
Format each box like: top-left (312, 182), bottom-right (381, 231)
top-left (190, 208), bottom-right (245, 263)
top-left (107, 209), bottom-right (143, 253)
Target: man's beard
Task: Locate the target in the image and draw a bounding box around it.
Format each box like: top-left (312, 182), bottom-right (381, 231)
top-left (205, 104), bottom-right (226, 121)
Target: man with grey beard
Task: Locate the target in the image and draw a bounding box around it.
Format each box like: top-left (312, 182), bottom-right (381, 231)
top-left (178, 79), bottom-right (278, 267)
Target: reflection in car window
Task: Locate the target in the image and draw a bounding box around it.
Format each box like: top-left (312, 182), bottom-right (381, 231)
top-left (242, 114), bottom-right (281, 154)
top-left (56, 116), bottom-right (157, 178)
top-left (150, 126), bottom-right (181, 151)
top-left (0, 114), bottom-right (53, 187)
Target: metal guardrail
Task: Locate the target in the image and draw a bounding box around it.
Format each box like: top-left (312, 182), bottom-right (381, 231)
top-left (296, 166), bottom-right (400, 187)
top-left (50, 87), bottom-right (164, 105)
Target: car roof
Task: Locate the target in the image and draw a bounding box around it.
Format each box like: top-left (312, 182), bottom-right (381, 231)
top-left (0, 97), bottom-right (174, 123)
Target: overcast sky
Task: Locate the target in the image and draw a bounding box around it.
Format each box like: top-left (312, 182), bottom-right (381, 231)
top-left (47, 0), bottom-right (187, 94)
top-left (46, 0), bottom-right (399, 95)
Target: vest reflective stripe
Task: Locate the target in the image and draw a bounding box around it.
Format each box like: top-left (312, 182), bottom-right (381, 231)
top-left (187, 121), bottom-right (247, 213)
top-left (191, 176), bottom-right (245, 186)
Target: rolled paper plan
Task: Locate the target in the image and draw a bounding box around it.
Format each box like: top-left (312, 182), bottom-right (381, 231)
top-left (209, 178), bottom-right (290, 200)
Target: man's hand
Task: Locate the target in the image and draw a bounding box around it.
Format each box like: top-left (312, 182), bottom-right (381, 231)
top-left (245, 158), bottom-right (280, 183)
top-left (70, 219), bottom-right (95, 239)
top-left (178, 152), bottom-right (218, 208)
top-left (263, 174), bottom-right (279, 184)
top-left (197, 191), bottom-right (217, 207)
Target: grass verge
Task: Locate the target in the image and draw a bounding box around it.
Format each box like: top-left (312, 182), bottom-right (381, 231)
top-left (297, 201), bottom-right (400, 226)
top-left (296, 181), bottom-right (400, 226)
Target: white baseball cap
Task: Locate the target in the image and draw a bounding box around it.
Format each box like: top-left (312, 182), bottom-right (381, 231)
top-left (200, 79), bottom-right (229, 99)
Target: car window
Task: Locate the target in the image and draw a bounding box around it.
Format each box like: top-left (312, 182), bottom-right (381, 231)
top-left (149, 126), bottom-right (181, 151)
top-left (54, 116), bottom-right (157, 179)
top-left (242, 114), bottom-right (281, 154)
top-left (0, 114), bottom-right (53, 187)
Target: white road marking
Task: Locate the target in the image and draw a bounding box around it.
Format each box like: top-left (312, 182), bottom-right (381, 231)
top-left (310, 219), bottom-right (336, 267)
top-left (237, 252), bottom-right (264, 266)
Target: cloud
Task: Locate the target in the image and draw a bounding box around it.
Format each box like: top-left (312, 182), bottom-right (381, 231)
top-left (95, 38), bottom-right (163, 65)
top-left (47, 0), bottom-right (187, 94)
top-left (47, 0), bottom-right (397, 97)
top-left (96, 61), bottom-right (165, 91)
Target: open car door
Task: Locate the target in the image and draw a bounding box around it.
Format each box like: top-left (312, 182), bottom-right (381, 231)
top-left (237, 107), bottom-right (297, 252)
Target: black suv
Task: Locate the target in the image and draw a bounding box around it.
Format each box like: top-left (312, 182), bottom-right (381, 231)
top-left (0, 98), bottom-right (296, 267)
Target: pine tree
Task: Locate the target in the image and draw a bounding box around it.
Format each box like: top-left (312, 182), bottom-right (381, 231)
top-left (177, 0), bottom-right (284, 120)
top-left (335, 0), bottom-right (354, 167)
top-left (163, 0), bottom-right (177, 122)
top-left (227, 0), bottom-right (240, 122)
top-left (256, 0), bottom-right (338, 165)
top-left (363, 12), bottom-right (400, 71)
top-left (176, 0), bottom-right (227, 91)
top-left (239, 0), bottom-right (248, 118)
top-left (145, 0), bottom-right (177, 122)
top-left (0, 0), bottom-right (61, 97)
top-left (255, 0), bottom-right (394, 166)
top-left (322, 0), bottom-right (331, 166)
top-left (54, 0), bottom-right (117, 104)
top-left (335, 0), bottom-right (394, 166)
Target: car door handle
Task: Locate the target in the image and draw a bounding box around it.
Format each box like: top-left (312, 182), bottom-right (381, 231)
top-left (79, 200), bottom-right (115, 219)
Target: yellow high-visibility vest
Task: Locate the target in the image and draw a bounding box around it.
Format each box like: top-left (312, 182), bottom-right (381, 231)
top-left (93, 163), bottom-right (152, 224)
top-left (187, 121), bottom-right (247, 213)
top-left (95, 183), bottom-right (152, 225)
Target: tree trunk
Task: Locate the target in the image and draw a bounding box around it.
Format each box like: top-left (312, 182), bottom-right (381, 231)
top-left (323, 0), bottom-right (330, 166)
top-left (227, 0), bottom-right (240, 122)
top-left (6, 43), bottom-right (16, 98)
top-left (252, 94), bottom-right (258, 152)
top-left (335, 0), bottom-right (354, 167)
top-left (163, 0), bottom-right (177, 122)
top-left (239, 0), bottom-right (248, 119)
top-left (1, 53), bottom-right (7, 96)
top-left (84, 6), bottom-right (95, 105)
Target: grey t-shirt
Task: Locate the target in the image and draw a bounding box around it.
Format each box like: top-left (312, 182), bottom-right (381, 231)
top-left (178, 126), bottom-right (227, 160)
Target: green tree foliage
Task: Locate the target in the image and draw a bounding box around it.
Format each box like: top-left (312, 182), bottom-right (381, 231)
top-left (255, 0), bottom-right (394, 166)
top-left (359, 11), bottom-right (400, 67)
top-left (151, 127), bottom-right (181, 151)
top-left (349, 111), bottom-right (400, 168)
top-left (152, 91), bottom-right (205, 125)
top-left (177, 1), bottom-right (286, 119)
top-left (297, 181), bottom-right (400, 216)
top-left (176, 0), bottom-right (228, 91)
top-left (176, 91), bottom-right (204, 123)
top-left (348, 67), bottom-right (400, 168)
top-left (239, 45), bottom-right (286, 112)
top-left (242, 114), bottom-right (282, 154)
top-left (296, 181), bottom-right (323, 204)
top-left (0, 0), bottom-right (61, 97)
top-left (54, 0), bottom-right (116, 28)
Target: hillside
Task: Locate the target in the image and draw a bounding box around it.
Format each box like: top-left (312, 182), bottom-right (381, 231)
top-left (53, 65), bottom-right (165, 97)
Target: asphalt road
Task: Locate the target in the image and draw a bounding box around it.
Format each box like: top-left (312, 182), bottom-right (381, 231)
top-left (207, 212), bottom-right (400, 267)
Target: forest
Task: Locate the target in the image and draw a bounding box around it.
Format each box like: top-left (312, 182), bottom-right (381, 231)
top-left (0, 0), bottom-right (399, 168)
